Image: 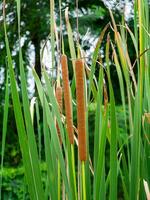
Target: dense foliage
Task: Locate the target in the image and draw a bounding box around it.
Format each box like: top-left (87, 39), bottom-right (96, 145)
top-left (0, 0), bottom-right (150, 199)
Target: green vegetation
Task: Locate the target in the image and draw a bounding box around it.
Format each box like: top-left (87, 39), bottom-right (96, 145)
top-left (0, 0), bottom-right (150, 199)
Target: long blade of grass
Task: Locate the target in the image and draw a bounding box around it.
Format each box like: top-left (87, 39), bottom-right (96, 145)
top-left (110, 11), bottom-right (134, 169)
top-left (33, 68), bottom-right (72, 199)
top-left (93, 67), bottom-right (104, 169)
top-left (4, 23), bottom-right (40, 200)
top-left (88, 23), bottom-right (109, 101)
top-left (43, 94), bottom-right (58, 199)
top-left (67, 137), bottom-right (78, 200)
top-left (3, 3), bottom-right (45, 197)
top-left (94, 107), bottom-right (109, 199)
top-left (44, 95), bottom-right (72, 199)
top-left (130, 82), bottom-right (141, 200)
top-left (16, 0), bottom-right (44, 197)
top-left (0, 70), bottom-right (9, 200)
top-left (35, 100), bottom-right (42, 160)
top-left (43, 69), bottom-right (66, 147)
top-left (50, 0), bottom-right (55, 73)
top-left (106, 34), bottom-right (118, 200)
top-left (65, 7), bottom-right (77, 95)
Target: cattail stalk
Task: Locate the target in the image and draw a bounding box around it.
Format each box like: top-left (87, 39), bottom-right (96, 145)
top-left (75, 59), bottom-right (86, 161)
top-left (55, 86), bottom-right (63, 145)
top-left (61, 54), bottom-right (74, 144)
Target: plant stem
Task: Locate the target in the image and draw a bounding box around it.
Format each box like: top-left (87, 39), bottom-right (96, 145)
top-left (71, 144), bottom-right (77, 200)
top-left (82, 161), bottom-right (86, 200)
top-left (58, 160), bottom-right (61, 200)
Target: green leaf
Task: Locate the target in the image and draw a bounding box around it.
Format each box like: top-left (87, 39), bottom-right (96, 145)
top-left (0, 71), bottom-right (9, 200)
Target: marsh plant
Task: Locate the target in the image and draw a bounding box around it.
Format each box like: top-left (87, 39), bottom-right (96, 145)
top-left (0, 0), bottom-right (150, 199)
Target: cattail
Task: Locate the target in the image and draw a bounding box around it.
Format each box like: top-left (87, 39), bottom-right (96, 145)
top-left (55, 86), bottom-right (63, 144)
top-left (75, 59), bottom-right (86, 161)
top-left (61, 54), bottom-right (74, 144)
top-left (104, 84), bottom-right (108, 115)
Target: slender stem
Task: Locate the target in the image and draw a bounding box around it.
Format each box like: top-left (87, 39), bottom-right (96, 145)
top-left (82, 161), bottom-right (86, 200)
top-left (58, 160), bottom-right (61, 200)
top-left (71, 144), bottom-right (77, 200)
top-left (50, 0), bottom-right (55, 76)
top-left (62, 37), bottom-right (65, 55)
top-left (76, 0), bottom-right (79, 46)
top-left (58, 0), bottom-right (62, 86)
top-left (76, 0), bottom-right (80, 59)
top-left (59, 0), bottom-right (62, 56)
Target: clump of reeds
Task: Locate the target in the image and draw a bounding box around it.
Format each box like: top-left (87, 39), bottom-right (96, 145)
top-left (61, 54), bottom-right (74, 144)
top-left (75, 59), bottom-right (86, 161)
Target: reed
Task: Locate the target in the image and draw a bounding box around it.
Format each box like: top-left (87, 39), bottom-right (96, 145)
top-left (75, 59), bottom-right (86, 162)
top-left (61, 54), bottom-right (74, 144)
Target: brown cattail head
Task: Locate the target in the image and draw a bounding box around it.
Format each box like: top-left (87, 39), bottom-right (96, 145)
top-left (61, 54), bottom-right (74, 144)
top-left (75, 59), bottom-right (86, 161)
top-left (104, 84), bottom-right (108, 115)
top-left (56, 86), bottom-right (63, 112)
top-left (55, 86), bottom-right (63, 145)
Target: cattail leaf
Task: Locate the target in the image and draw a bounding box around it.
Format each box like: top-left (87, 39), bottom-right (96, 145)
top-left (0, 71), bottom-right (9, 200)
top-left (65, 7), bottom-right (76, 70)
top-left (88, 23), bottom-right (109, 101)
top-left (4, 24), bottom-right (41, 200)
top-left (30, 97), bottom-right (36, 124)
top-left (106, 34), bottom-right (118, 200)
top-left (65, 7), bottom-right (77, 95)
top-left (42, 69), bottom-right (66, 147)
top-left (35, 100), bottom-right (42, 160)
top-left (93, 67), bottom-right (104, 169)
top-left (33, 68), bottom-right (72, 199)
top-left (43, 94), bottom-right (58, 199)
top-left (16, 0), bottom-right (44, 197)
top-left (94, 108), bottom-right (109, 199)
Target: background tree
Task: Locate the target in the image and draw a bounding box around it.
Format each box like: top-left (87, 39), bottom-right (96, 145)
top-left (0, 0), bottom-right (134, 100)
top-left (0, 0), bottom-right (109, 81)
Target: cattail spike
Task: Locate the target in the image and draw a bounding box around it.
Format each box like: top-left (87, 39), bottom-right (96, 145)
top-left (75, 59), bottom-right (86, 161)
top-left (104, 84), bottom-right (108, 115)
top-left (55, 86), bottom-right (63, 145)
top-left (61, 54), bottom-right (74, 144)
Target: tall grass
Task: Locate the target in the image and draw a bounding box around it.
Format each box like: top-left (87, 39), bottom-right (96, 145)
top-left (1, 0), bottom-right (150, 199)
